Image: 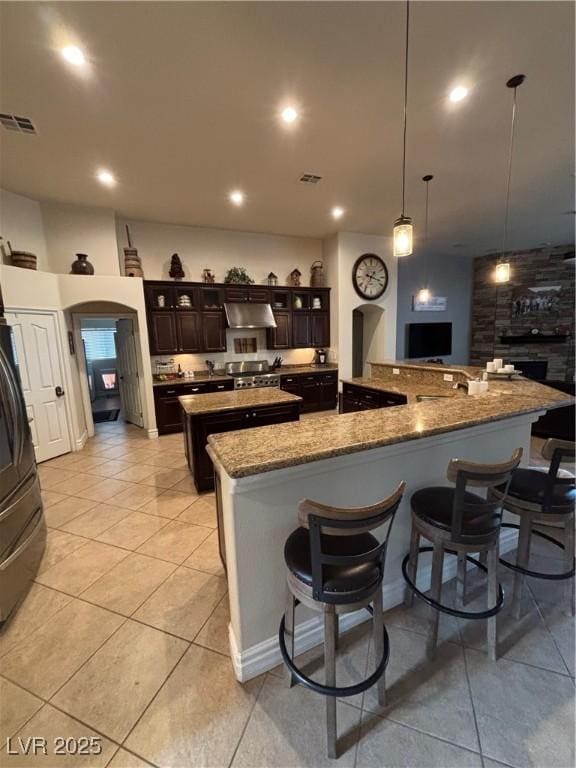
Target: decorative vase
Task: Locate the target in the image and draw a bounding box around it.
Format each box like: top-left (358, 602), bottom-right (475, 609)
top-left (70, 253), bottom-right (94, 275)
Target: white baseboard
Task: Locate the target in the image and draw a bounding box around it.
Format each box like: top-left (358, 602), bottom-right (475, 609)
top-left (229, 528), bottom-right (519, 683)
top-left (147, 428), bottom-right (159, 440)
top-left (74, 431), bottom-right (88, 451)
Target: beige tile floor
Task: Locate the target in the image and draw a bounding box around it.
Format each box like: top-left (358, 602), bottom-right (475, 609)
top-left (0, 423), bottom-right (573, 768)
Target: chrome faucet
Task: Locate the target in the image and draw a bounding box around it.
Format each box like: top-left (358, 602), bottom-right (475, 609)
top-left (205, 360), bottom-right (215, 377)
top-left (452, 381), bottom-right (469, 392)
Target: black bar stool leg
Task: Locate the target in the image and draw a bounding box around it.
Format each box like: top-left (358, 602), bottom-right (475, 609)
top-left (372, 586), bottom-right (386, 707)
top-left (285, 591), bottom-right (296, 688)
top-left (512, 516), bottom-right (532, 619)
top-left (487, 540), bottom-right (499, 661)
top-left (324, 609), bottom-right (337, 759)
top-left (456, 553), bottom-right (467, 608)
top-left (404, 525), bottom-right (420, 608)
top-left (427, 543), bottom-right (445, 659)
top-left (565, 515), bottom-right (575, 617)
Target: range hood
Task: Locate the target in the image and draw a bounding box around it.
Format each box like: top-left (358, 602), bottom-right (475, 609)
top-left (224, 302), bottom-right (277, 329)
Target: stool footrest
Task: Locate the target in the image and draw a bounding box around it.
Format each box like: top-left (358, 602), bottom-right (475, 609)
top-left (499, 523), bottom-right (575, 580)
top-left (401, 547), bottom-right (504, 620)
top-left (278, 607), bottom-right (389, 698)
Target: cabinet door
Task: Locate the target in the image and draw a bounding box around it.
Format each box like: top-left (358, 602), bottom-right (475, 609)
top-left (247, 288), bottom-right (270, 303)
top-left (194, 410), bottom-right (252, 491)
top-left (154, 389), bottom-right (184, 434)
top-left (149, 312), bottom-right (178, 354)
top-left (202, 311), bottom-right (227, 352)
top-left (176, 312), bottom-right (201, 353)
top-left (225, 286), bottom-right (248, 302)
top-left (267, 311), bottom-right (291, 350)
top-left (292, 313), bottom-right (311, 348)
top-left (319, 374), bottom-right (338, 410)
top-left (311, 313), bottom-right (330, 347)
top-left (249, 404), bottom-right (300, 428)
top-left (198, 286), bottom-right (224, 310)
top-left (145, 284), bottom-right (176, 311)
top-left (300, 375), bottom-right (319, 412)
top-left (280, 375), bottom-right (301, 397)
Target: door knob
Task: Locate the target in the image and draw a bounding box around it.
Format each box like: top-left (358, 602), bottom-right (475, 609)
top-left (55, 386), bottom-right (65, 398)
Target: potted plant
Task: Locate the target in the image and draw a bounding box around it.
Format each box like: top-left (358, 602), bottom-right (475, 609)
top-left (224, 267), bottom-right (254, 285)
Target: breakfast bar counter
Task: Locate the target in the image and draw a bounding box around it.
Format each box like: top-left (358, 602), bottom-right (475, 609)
top-left (207, 362), bottom-right (573, 683)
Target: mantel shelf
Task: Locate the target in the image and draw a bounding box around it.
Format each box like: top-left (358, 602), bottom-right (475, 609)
top-left (499, 335), bottom-right (570, 345)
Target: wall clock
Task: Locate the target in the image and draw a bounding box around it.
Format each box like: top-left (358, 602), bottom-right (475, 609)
top-left (352, 253), bottom-right (389, 300)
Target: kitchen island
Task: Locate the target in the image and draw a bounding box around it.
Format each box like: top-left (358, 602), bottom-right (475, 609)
top-left (180, 387), bottom-right (301, 493)
top-left (207, 361), bottom-right (573, 682)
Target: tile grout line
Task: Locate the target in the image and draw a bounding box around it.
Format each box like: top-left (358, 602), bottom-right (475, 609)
top-left (526, 579), bottom-right (573, 677)
top-left (226, 671), bottom-right (268, 768)
top-left (461, 641), bottom-right (486, 764)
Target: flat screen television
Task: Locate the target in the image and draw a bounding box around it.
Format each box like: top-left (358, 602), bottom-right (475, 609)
top-left (407, 322), bottom-right (452, 358)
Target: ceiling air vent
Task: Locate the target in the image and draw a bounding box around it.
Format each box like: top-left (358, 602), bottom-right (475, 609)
top-left (299, 173), bottom-right (322, 184)
top-left (0, 113), bottom-right (37, 134)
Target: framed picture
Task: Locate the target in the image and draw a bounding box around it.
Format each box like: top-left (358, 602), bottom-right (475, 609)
top-left (413, 296), bottom-right (447, 312)
top-left (512, 286), bottom-right (561, 319)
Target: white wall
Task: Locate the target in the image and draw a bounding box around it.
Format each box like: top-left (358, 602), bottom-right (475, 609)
top-left (42, 202), bottom-right (120, 276)
top-left (116, 218), bottom-right (321, 285)
top-left (0, 189), bottom-right (49, 271)
top-left (333, 232), bottom-right (398, 381)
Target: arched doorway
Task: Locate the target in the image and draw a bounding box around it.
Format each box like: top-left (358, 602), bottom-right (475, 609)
top-left (66, 300), bottom-right (145, 437)
top-left (352, 304), bottom-right (386, 378)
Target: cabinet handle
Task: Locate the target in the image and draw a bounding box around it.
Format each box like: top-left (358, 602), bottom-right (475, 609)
top-left (216, 385), bottom-right (225, 389)
top-left (166, 390), bottom-right (176, 394)
top-left (191, 387), bottom-right (200, 392)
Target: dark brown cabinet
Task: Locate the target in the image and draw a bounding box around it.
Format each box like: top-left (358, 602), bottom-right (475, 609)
top-left (202, 311), bottom-right (227, 352)
top-left (341, 383), bottom-right (407, 413)
top-left (267, 311), bottom-right (292, 350)
top-left (176, 312), bottom-right (201, 353)
top-left (311, 313), bottom-right (330, 347)
top-left (224, 286), bottom-right (270, 303)
top-left (154, 379), bottom-right (234, 435)
top-left (149, 313), bottom-right (178, 354)
top-left (292, 313), bottom-right (311, 348)
top-left (184, 401), bottom-right (301, 492)
top-left (279, 369), bottom-right (338, 413)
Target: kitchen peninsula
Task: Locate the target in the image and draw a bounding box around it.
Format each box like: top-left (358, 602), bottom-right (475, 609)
top-left (207, 361), bottom-right (573, 682)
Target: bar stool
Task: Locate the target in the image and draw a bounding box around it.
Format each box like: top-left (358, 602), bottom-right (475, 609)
top-left (278, 482), bottom-right (405, 759)
top-left (402, 449), bottom-right (522, 661)
top-left (490, 438), bottom-right (575, 618)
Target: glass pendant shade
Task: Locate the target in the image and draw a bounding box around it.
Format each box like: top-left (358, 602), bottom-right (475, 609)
top-left (393, 216), bottom-right (413, 257)
top-left (495, 262), bottom-right (510, 283)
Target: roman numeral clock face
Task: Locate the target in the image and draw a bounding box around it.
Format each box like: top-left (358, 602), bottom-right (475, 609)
top-left (352, 254), bottom-right (389, 300)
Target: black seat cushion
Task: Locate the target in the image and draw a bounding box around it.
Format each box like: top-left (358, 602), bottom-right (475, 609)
top-left (496, 468), bottom-right (575, 510)
top-left (411, 486), bottom-right (496, 537)
top-left (284, 527), bottom-right (381, 594)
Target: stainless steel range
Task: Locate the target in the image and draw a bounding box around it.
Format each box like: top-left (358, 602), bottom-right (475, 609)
top-left (225, 360), bottom-right (280, 390)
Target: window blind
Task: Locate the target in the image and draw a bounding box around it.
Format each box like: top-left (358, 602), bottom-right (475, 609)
top-left (81, 328), bottom-right (117, 361)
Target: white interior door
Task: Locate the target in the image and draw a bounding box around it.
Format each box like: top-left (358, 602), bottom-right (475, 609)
top-left (115, 318), bottom-right (144, 427)
top-left (7, 311), bottom-right (71, 462)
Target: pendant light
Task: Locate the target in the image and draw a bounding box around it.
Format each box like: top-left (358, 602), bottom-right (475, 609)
top-left (495, 74), bottom-right (526, 283)
top-left (417, 174), bottom-right (434, 303)
top-left (393, 0), bottom-right (413, 258)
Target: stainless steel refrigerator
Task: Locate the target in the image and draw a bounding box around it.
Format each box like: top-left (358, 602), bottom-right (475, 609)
top-left (0, 287), bottom-right (46, 623)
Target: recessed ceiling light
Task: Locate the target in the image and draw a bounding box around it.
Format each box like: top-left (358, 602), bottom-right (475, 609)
top-left (96, 169), bottom-right (116, 187)
top-left (281, 106), bottom-right (299, 124)
top-left (449, 85), bottom-right (469, 103)
top-left (331, 206), bottom-right (345, 220)
top-left (229, 190), bottom-right (245, 206)
top-left (61, 45), bottom-right (86, 67)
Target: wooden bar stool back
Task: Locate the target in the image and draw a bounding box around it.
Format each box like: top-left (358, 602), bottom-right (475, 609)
top-left (279, 481), bottom-right (406, 759)
top-left (491, 438), bottom-right (575, 618)
top-left (402, 448), bottom-right (523, 661)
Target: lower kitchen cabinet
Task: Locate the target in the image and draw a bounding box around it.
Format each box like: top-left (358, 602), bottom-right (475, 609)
top-left (341, 382), bottom-right (407, 413)
top-left (184, 401), bottom-right (301, 492)
top-left (153, 379), bottom-right (234, 435)
top-left (279, 370), bottom-right (338, 413)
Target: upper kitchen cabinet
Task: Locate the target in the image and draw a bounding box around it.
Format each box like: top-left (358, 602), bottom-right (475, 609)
top-left (202, 310), bottom-right (227, 352)
top-left (145, 283), bottom-right (178, 311)
top-left (224, 286), bottom-right (270, 303)
top-left (267, 311), bottom-right (292, 349)
top-left (149, 312), bottom-right (178, 354)
top-left (176, 312), bottom-right (201, 353)
top-left (198, 286), bottom-right (224, 310)
top-left (290, 288), bottom-right (330, 348)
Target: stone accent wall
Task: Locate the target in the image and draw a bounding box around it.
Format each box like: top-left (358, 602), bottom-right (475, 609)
top-left (470, 245), bottom-right (575, 381)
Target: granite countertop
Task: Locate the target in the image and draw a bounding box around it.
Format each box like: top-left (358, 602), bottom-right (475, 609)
top-left (179, 387), bottom-right (302, 416)
top-left (208, 375), bottom-right (573, 479)
top-left (342, 377), bottom-right (464, 404)
top-left (153, 364), bottom-right (338, 386)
